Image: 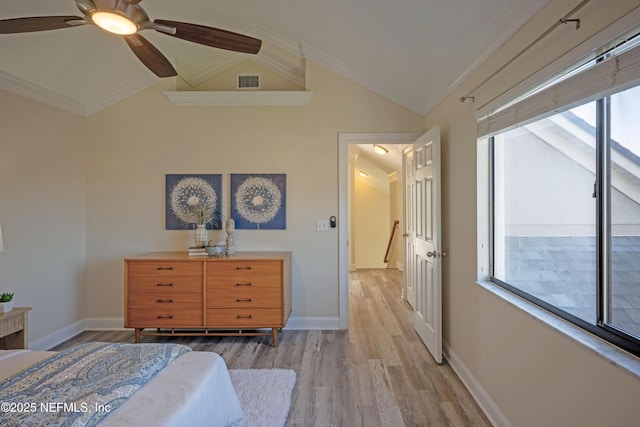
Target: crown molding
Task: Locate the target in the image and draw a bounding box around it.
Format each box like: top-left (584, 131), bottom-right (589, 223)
top-left (0, 70), bottom-right (86, 116)
top-left (300, 43), bottom-right (426, 115)
top-left (163, 90), bottom-right (313, 106)
top-left (252, 26), bottom-right (302, 56)
top-left (254, 51), bottom-right (306, 88)
top-left (177, 54), bottom-right (246, 88)
top-left (83, 73), bottom-right (159, 116)
top-left (0, 70), bottom-right (160, 117)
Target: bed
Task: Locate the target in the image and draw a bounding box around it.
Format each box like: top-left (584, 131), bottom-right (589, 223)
top-left (0, 342), bottom-right (247, 427)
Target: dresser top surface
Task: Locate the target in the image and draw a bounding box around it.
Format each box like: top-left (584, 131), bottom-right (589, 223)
top-left (125, 251), bottom-right (291, 261)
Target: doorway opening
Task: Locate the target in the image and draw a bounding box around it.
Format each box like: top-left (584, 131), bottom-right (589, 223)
top-left (338, 133), bottom-right (422, 329)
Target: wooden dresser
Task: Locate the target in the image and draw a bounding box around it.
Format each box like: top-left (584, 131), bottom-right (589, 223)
top-left (125, 251), bottom-right (291, 346)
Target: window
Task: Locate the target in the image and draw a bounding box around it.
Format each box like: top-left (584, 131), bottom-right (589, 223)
top-left (485, 37), bottom-right (640, 356)
top-left (607, 85), bottom-right (640, 339)
top-left (492, 102), bottom-right (597, 325)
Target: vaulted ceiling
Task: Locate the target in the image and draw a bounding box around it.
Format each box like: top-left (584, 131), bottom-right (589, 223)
top-left (0, 0), bottom-right (549, 117)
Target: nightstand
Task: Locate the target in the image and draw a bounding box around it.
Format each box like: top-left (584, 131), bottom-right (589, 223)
top-left (0, 307), bottom-right (31, 349)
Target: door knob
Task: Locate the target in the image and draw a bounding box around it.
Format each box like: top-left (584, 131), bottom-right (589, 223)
top-left (427, 251), bottom-right (437, 258)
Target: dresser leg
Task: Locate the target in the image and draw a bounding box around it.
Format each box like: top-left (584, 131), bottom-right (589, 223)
top-left (135, 328), bottom-right (141, 343)
top-left (271, 328), bottom-right (278, 347)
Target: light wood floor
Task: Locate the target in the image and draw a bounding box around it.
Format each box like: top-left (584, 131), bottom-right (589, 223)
top-left (53, 269), bottom-right (491, 427)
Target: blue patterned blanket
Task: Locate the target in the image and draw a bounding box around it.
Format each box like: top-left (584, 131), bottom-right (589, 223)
top-left (0, 342), bottom-right (191, 427)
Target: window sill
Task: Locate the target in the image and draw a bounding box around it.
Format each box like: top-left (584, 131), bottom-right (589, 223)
top-left (476, 280), bottom-right (640, 380)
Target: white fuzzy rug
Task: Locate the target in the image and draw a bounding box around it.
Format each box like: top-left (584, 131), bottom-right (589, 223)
top-left (229, 369), bottom-right (296, 427)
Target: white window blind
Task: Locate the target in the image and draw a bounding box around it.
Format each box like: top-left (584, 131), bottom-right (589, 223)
top-left (477, 41), bottom-right (640, 138)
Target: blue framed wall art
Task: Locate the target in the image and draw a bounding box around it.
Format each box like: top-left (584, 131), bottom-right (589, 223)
top-left (230, 173), bottom-right (286, 229)
top-left (166, 174), bottom-right (222, 230)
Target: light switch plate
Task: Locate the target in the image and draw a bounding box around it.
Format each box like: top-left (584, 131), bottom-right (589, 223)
top-left (316, 220), bottom-right (329, 231)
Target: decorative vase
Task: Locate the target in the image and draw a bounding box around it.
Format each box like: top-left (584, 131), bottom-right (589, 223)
top-left (0, 300), bottom-right (14, 313)
top-left (193, 224), bottom-right (208, 248)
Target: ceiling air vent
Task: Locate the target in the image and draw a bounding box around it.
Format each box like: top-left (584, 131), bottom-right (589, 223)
top-left (237, 74), bottom-right (260, 89)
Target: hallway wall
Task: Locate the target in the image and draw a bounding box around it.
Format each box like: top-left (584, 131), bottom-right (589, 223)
top-left (353, 155), bottom-right (390, 268)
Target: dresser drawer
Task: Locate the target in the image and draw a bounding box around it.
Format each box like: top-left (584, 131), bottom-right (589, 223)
top-left (128, 292), bottom-right (202, 309)
top-left (127, 276), bottom-right (201, 293)
top-left (127, 261), bottom-right (203, 277)
top-left (126, 309), bottom-right (203, 328)
top-left (207, 286), bottom-right (281, 308)
top-left (207, 260), bottom-right (281, 283)
top-left (206, 308), bottom-right (283, 328)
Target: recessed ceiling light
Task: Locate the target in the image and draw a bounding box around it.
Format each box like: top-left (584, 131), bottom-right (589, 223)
top-left (359, 170), bottom-right (369, 177)
top-left (373, 144), bottom-right (389, 155)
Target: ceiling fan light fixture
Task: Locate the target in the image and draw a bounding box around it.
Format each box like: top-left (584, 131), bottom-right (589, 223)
top-left (373, 144), bottom-right (389, 155)
top-left (92, 11), bottom-right (137, 35)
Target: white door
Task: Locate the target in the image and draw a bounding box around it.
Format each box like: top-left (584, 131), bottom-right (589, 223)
top-left (412, 126), bottom-right (443, 364)
top-left (403, 149), bottom-right (416, 308)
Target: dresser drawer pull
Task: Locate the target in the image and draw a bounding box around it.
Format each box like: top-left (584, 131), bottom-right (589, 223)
top-left (157, 267), bottom-right (174, 271)
top-left (236, 315), bottom-right (252, 319)
top-left (157, 299), bottom-right (173, 303)
top-left (156, 283), bottom-right (174, 287)
top-left (235, 266), bottom-right (252, 270)
top-left (157, 315), bottom-right (173, 319)
top-left (236, 299), bottom-right (252, 303)
top-left (235, 283), bottom-right (252, 287)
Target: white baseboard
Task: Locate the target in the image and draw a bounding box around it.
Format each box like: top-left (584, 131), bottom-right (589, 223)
top-left (84, 317), bottom-right (127, 330)
top-left (28, 316), bottom-right (339, 350)
top-left (444, 341), bottom-right (512, 427)
top-left (29, 319), bottom-right (85, 351)
top-left (284, 316), bottom-right (340, 330)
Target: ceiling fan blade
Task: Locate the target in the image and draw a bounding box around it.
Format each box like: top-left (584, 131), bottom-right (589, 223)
top-left (154, 19), bottom-right (261, 54)
top-left (124, 34), bottom-right (177, 78)
top-left (0, 16), bottom-right (84, 34)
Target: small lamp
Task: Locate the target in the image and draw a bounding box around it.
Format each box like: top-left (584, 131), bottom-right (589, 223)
top-left (0, 224), bottom-right (4, 252)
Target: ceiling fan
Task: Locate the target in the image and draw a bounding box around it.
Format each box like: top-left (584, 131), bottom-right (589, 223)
top-left (0, 0), bottom-right (262, 77)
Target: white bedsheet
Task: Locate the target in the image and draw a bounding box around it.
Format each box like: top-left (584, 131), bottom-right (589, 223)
top-left (0, 349), bottom-right (247, 427)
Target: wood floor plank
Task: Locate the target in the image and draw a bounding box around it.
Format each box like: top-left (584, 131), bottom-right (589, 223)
top-left (386, 365), bottom-right (429, 426)
top-left (51, 268), bottom-right (491, 427)
top-left (418, 389), bottom-right (454, 427)
top-left (368, 359), bottom-right (406, 427)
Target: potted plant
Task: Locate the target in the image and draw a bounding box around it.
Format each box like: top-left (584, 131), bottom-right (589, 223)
top-left (0, 292), bottom-right (14, 313)
top-left (184, 196), bottom-right (223, 248)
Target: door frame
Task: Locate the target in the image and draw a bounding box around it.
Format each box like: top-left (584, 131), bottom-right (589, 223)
top-left (338, 132), bottom-right (422, 329)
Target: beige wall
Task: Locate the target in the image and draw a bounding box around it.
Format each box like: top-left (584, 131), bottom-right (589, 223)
top-left (0, 90), bottom-right (87, 344)
top-left (83, 60), bottom-right (424, 322)
top-left (0, 58), bottom-right (423, 344)
top-left (353, 156), bottom-right (390, 269)
top-left (430, 1), bottom-right (640, 426)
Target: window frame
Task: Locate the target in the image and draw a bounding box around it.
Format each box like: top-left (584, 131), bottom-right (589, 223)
top-left (487, 89), bottom-right (640, 357)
